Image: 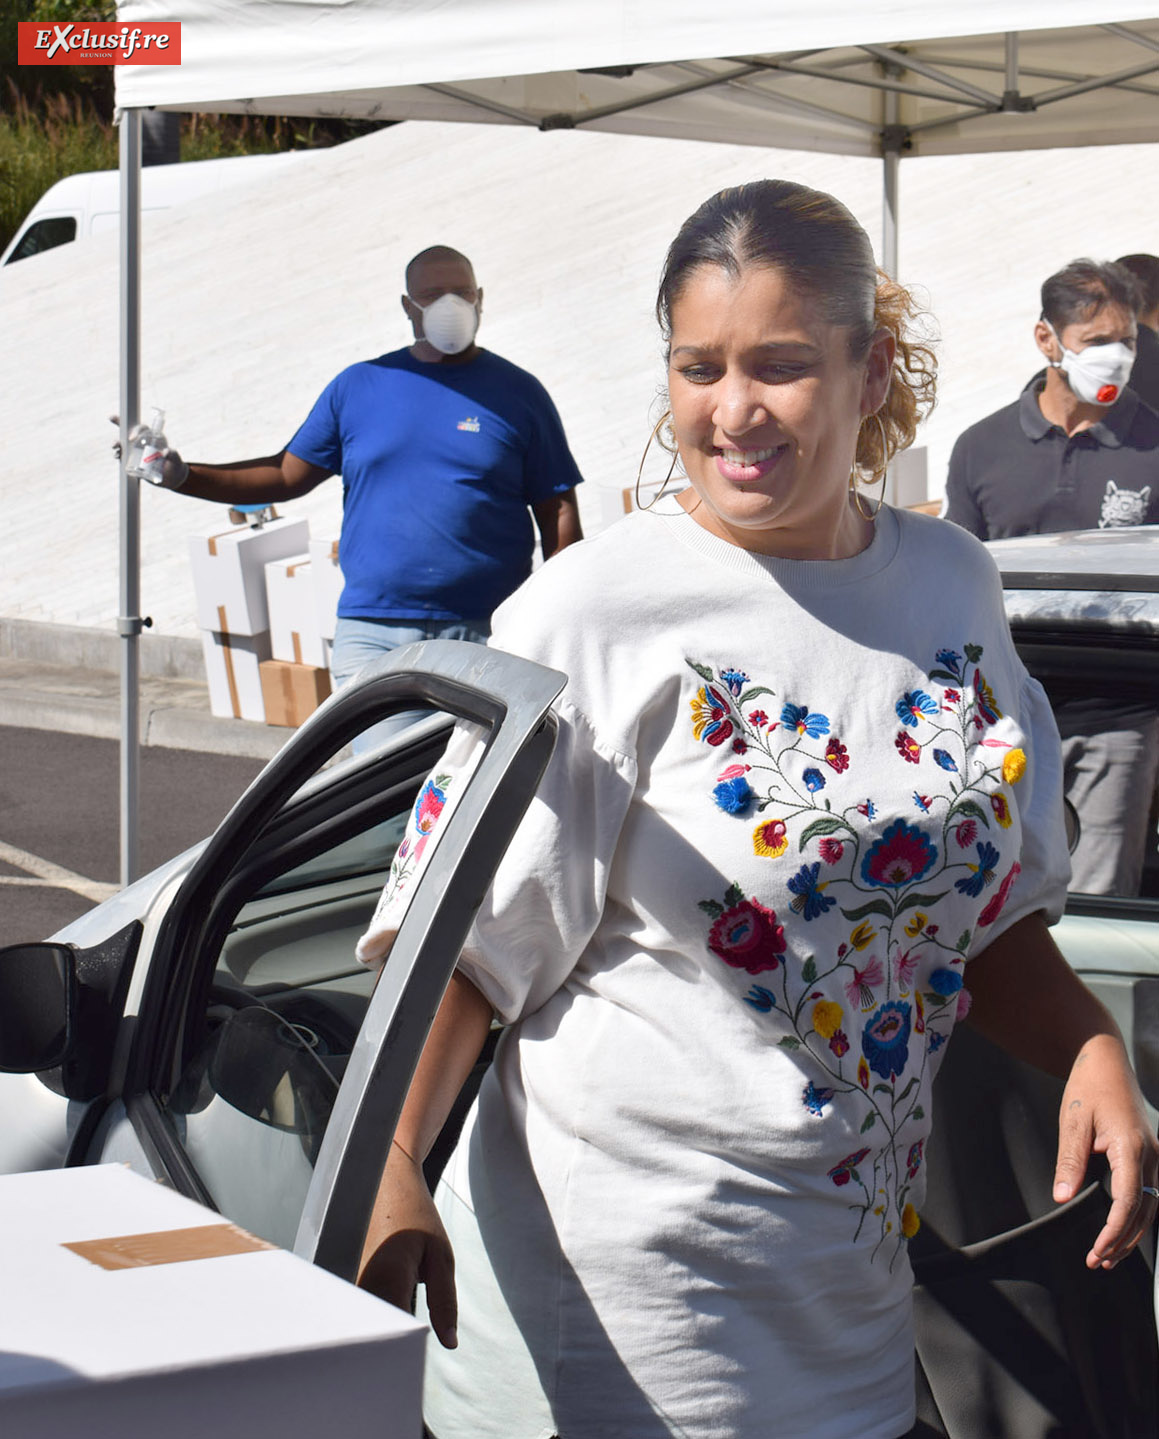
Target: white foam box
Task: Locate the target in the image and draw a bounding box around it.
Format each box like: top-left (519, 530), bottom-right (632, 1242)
top-left (265, 553), bottom-right (327, 667)
top-left (0, 1164), bottom-right (425, 1439)
top-left (200, 628), bottom-right (271, 722)
top-left (308, 536), bottom-right (344, 643)
top-left (189, 516), bottom-right (310, 637)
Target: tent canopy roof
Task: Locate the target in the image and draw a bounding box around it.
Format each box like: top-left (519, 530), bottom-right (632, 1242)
top-left (116, 4), bottom-right (1159, 157)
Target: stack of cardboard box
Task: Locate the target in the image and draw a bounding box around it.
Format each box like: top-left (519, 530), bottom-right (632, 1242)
top-left (260, 552), bottom-right (333, 727)
top-left (190, 515), bottom-right (310, 723)
top-left (190, 516), bottom-right (344, 728)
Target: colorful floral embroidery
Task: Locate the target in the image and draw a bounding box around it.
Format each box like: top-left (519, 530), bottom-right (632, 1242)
top-left (860, 820), bottom-right (938, 889)
top-left (376, 770), bottom-right (455, 913)
top-left (862, 1002), bottom-right (912, 1081)
top-left (812, 1000), bottom-right (844, 1038)
top-left (954, 841), bottom-right (999, 897)
top-left (846, 956), bottom-right (884, 1010)
top-left (978, 862), bottom-right (1022, 926)
top-left (753, 819), bottom-right (789, 858)
top-left (974, 671), bottom-right (1002, 726)
top-left (703, 886), bottom-right (786, 974)
top-left (896, 691), bottom-right (939, 727)
top-left (788, 862), bottom-right (836, 920)
top-left (825, 737), bottom-right (850, 773)
top-left (782, 703), bottom-right (831, 739)
top-left (690, 683), bottom-right (735, 747)
top-left (803, 1081), bottom-right (836, 1116)
top-left (688, 640), bottom-right (1029, 1261)
top-left (714, 776), bottom-right (754, 815)
top-left (828, 1148), bottom-right (871, 1186)
top-left (849, 921), bottom-right (876, 951)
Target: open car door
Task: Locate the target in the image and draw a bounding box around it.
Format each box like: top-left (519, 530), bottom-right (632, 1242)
top-left (78, 640), bottom-right (563, 1280)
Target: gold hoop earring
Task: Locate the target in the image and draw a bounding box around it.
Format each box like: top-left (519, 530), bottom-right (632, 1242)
top-left (850, 410), bottom-right (889, 522)
top-left (635, 411), bottom-right (679, 511)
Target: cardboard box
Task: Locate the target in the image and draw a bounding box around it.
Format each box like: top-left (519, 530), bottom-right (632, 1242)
top-left (0, 1164), bottom-right (424, 1439)
top-left (265, 553), bottom-right (328, 667)
top-left (201, 629), bottom-right (271, 722)
top-left (189, 516), bottom-right (310, 637)
top-left (308, 536), bottom-right (344, 642)
top-left (260, 659), bottom-right (332, 727)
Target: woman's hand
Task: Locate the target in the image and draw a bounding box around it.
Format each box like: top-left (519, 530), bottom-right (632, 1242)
top-left (358, 1141), bottom-right (459, 1348)
top-left (355, 970), bottom-right (492, 1347)
top-left (1053, 1032), bottom-right (1159, 1270)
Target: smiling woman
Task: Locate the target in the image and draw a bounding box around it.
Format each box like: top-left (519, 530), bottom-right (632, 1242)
top-left (355, 180), bottom-right (1158, 1439)
top-left (657, 179), bottom-right (935, 559)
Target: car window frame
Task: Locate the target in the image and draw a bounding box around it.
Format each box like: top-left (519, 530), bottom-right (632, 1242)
top-left (114, 640), bottom-right (564, 1275)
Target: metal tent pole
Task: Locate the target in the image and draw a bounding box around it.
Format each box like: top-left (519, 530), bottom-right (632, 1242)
top-left (881, 70), bottom-right (902, 506)
top-left (118, 108), bottom-right (143, 888)
top-left (882, 145), bottom-right (899, 278)
top-left (881, 75), bottom-right (900, 280)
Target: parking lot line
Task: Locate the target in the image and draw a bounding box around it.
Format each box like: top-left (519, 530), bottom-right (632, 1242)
top-left (0, 841), bottom-right (119, 903)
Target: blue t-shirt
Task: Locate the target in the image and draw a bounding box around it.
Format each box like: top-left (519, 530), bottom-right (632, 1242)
top-left (288, 348), bottom-right (584, 622)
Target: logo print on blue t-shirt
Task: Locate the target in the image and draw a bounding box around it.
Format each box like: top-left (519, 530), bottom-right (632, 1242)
top-left (457, 416), bottom-right (481, 433)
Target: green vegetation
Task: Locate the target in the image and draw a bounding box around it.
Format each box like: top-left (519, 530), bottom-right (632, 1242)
top-left (0, 0), bottom-right (389, 252)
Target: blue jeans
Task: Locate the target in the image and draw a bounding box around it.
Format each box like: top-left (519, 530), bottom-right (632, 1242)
top-left (330, 615), bottom-right (490, 754)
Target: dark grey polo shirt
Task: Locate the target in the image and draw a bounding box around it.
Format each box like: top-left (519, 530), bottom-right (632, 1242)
top-left (944, 371), bottom-right (1159, 539)
top-left (1129, 324), bottom-right (1159, 414)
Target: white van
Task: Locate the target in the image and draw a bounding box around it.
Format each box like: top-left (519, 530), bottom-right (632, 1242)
top-left (0, 150), bottom-right (308, 266)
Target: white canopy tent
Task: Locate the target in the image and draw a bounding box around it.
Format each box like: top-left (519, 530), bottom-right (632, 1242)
top-left (109, 2), bottom-right (1159, 880)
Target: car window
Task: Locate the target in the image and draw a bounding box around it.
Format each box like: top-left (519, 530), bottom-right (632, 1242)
top-left (161, 802), bottom-right (410, 1248)
top-left (1007, 605), bottom-right (1159, 904)
top-left (7, 215), bottom-right (77, 263)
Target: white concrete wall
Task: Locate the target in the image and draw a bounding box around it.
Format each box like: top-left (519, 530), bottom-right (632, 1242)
top-left (1, 121), bottom-right (1156, 637)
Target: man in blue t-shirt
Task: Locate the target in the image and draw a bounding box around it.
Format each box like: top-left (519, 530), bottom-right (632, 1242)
top-left (157, 246), bottom-right (584, 741)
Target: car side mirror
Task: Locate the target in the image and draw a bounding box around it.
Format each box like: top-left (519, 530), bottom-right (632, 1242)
top-left (0, 943), bottom-right (76, 1073)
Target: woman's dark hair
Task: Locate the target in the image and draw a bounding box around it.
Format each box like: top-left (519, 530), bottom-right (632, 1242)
top-left (1115, 254), bottom-right (1159, 316)
top-left (1040, 259), bottom-right (1143, 331)
top-left (656, 180), bottom-right (936, 481)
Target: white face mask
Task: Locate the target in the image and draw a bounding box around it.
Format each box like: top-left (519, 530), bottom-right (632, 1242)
top-left (417, 293), bottom-right (480, 356)
top-left (1046, 321), bottom-right (1134, 406)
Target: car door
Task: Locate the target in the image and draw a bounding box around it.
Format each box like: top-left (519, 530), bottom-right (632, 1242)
top-left (909, 549), bottom-right (1159, 1436)
top-left (81, 639), bottom-right (563, 1281)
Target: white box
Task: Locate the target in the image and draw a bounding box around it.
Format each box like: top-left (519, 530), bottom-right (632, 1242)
top-left (887, 444), bottom-right (929, 509)
top-left (189, 516), bottom-right (310, 637)
top-left (0, 1165), bottom-right (425, 1439)
top-left (265, 553), bottom-right (327, 667)
top-left (308, 536), bottom-right (344, 643)
top-left (200, 628), bottom-right (271, 722)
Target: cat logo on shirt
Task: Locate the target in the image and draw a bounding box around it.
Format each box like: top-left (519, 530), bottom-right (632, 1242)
top-left (457, 416), bottom-right (481, 433)
top-left (1099, 480), bottom-right (1151, 527)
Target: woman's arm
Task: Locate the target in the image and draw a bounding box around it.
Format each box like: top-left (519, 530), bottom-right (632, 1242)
top-left (356, 970), bottom-right (494, 1346)
top-left (963, 912), bottom-right (1159, 1269)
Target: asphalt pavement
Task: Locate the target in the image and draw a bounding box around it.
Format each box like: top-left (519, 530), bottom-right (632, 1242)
top-left (0, 625), bottom-right (294, 942)
top-left (0, 650), bottom-right (289, 762)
